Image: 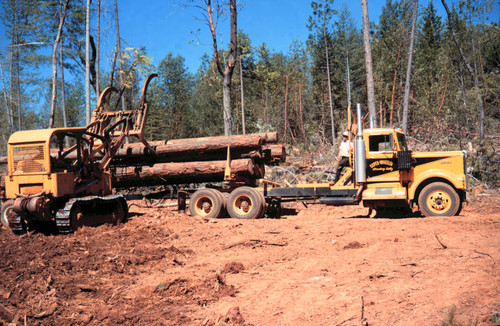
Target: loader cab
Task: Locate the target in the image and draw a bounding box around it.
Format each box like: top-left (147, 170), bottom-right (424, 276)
top-left (48, 129), bottom-right (88, 173)
top-left (6, 127), bottom-right (90, 198)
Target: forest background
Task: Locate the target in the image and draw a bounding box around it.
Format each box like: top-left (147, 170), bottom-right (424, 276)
top-left (0, 0), bottom-right (498, 183)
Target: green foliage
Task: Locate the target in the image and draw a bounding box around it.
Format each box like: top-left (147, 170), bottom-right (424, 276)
top-left (372, 0), bottom-right (414, 127)
top-left (331, 4), bottom-right (365, 119)
top-left (188, 54), bottom-right (225, 137)
top-left (148, 53), bottom-right (194, 140)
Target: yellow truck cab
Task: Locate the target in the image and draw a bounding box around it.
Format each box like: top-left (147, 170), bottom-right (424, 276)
top-left (360, 127), bottom-right (466, 216)
top-left (268, 105), bottom-right (467, 217)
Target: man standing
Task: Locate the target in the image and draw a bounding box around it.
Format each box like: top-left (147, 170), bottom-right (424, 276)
top-left (334, 131), bottom-right (350, 183)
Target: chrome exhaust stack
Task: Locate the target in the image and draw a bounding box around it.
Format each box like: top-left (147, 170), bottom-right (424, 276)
top-left (354, 103), bottom-right (366, 184)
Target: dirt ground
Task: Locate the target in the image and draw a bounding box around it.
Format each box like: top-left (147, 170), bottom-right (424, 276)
top-left (0, 192), bottom-right (499, 326)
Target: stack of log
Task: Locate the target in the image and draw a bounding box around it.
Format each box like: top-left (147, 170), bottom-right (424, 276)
top-left (111, 132), bottom-right (285, 188)
top-left (0, 132), bottom-right (286, 189)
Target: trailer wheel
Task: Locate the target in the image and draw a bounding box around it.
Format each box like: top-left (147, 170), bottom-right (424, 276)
top-left (212, 189), bottom-right (226, 218)
top-left (213, 189), bottom-right (226, 210)
top-left (189, 189), bottom-right (224, 219)
top-left (418, 182), bottom-right (460, 217)
top-left (1, 200), bottom-right (13, 228)
top-left (227, 187), bottom-right (264, 219)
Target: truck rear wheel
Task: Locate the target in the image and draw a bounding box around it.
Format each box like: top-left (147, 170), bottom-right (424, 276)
top-left (189, 188), bottom-right (224, 219)
top-left (227, 187), bottom-right (264, 219)
top-left (418, 182), bottom-right (460, 217)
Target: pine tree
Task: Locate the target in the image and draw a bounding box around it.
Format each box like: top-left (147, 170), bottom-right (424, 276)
top-left (308, 0), bottom-right (337, 142)
top-left (148, 53), bottom-right (194, 140)
top-left (372, 0), bottom-right (413, 127)
top-left (332, 4), bottom-right (365, 121)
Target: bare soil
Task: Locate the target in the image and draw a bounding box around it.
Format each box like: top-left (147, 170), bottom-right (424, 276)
top-left (0, 193), bottom-right (499, 326)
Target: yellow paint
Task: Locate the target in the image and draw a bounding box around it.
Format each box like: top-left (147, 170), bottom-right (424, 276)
top-left (5, 128), bottom-right (112, 200)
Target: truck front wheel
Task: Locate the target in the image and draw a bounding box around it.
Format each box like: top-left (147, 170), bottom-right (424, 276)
top-left (418, 182), bottom-right (460, 217)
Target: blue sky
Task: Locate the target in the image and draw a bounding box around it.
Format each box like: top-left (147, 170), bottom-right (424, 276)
top-left (116, 0), bottom-right (499, 73)
top-left (0, 0), bottom-right (498, 77)
top-left (118, 0), bottom-right (384, 73)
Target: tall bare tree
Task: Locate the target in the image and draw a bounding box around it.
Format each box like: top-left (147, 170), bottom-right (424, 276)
top-left (85, 0), bottom-right (91, 124)
top-left (320, 0), bottom-right (336, 142)
top-left (402, 0), bottom-right (418, 133)
top-left (95, 0), bottom-right (101, 97)
top-left (59, 38), bottom-right (68, 129)
top-left (308, 0), bottom-right (336, 141)
top-left (205, 0), bottom-right (237, 135)
top-left (114, 0), bottom-right (126, 111)
top-left (361, 0), bottom-right (377, 127)
top-left (49, 0), bottom-right (69, 128)
top-left (239, 55), bottom-right (245, 134)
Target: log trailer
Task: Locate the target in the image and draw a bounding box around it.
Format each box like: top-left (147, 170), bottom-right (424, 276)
top-left (0, 74), bottom-right (158, 234)
top-left (187, 104), bottom-right (467, 219)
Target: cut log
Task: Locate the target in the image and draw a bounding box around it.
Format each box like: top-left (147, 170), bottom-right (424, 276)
top-left (0, 133), bottom-right (282, 167)
top-left (165, 133), bottom-right (275, 145)
top-left (156, 134), bottom-right (262, 155)
top-left (50, 134), bottom-right (264, 164)
top-left (112, 159), bottom-right (262, 188)
top-left (164, 134), bottom-right (263, 149)
top-left (263, 144), bottom-right (286, 164)
top-left (255, 132), bottom-right (278, 144)
top-left (112, 148), bottom-right (264, 167)
top-left (122, 140), bottom-right (166, 148)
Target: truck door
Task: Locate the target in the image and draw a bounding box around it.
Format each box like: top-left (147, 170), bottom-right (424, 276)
top-left (366, 133), bottom-right (400, 183)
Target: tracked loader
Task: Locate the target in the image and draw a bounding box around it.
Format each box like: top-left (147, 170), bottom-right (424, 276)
top-left (1, 74), bottom-right (157, 233)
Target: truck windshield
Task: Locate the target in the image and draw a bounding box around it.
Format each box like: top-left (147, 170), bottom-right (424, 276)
top-left (397, 133), bottom-right (408, 151)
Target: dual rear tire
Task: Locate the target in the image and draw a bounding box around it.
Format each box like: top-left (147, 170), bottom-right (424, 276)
top-left (189, 188), bottom-right (226, 219)
top-left (227, 187), bottom-right (265, 219)
top-left (189, 187), bottom-right (266, 219)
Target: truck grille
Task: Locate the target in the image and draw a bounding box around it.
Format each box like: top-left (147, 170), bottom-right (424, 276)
top-left (397, 150), bottom-right (412, 170)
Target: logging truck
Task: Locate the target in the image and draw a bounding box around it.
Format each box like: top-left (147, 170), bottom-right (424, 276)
top-left (0, 92), bottom-right (466, 233)
top-left (186, 104), bottom-right (467, 219)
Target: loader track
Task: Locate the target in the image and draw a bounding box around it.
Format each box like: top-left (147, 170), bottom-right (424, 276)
top-left (56, 195), bottom-right (127, 234)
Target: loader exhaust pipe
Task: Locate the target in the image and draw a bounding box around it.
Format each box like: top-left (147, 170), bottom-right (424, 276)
top-left (355, 103), bottom-right (366, 184)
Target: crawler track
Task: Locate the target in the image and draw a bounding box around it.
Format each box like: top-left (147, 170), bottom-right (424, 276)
top-left (56, 195), bottom-right (128, 234)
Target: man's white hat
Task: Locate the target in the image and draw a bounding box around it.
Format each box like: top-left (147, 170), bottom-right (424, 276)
top-left (342, 131), bottom-right (349, 137)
